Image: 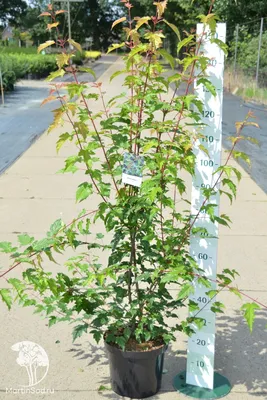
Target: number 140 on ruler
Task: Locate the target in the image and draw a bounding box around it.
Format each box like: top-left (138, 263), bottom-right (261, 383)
top-left (186, 22), bottom-right (226, 390)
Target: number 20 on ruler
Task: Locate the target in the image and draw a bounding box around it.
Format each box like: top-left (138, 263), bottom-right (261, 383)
top-left (186, 23), bottom-right (226, 390)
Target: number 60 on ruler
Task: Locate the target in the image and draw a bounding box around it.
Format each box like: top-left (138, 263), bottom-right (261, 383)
top-left (186, 22), bottom-right (226, 390)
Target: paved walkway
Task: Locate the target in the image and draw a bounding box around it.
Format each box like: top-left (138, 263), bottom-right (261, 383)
top-left (0, 59), bottom-right (266, 400)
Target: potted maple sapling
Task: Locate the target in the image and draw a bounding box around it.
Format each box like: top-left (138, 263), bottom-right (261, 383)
top-left (0, 2), bottom-right (263, 399)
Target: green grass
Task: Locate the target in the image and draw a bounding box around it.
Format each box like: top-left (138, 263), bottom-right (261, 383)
top-left (225, 66), bottom-right (267, 105)
top-left (237, 86), bottom-right (267, 104)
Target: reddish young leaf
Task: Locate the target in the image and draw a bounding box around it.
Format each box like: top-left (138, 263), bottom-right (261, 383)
top-left (47, 22), bottom-right (59, 31)
top-left (41, 95), bottom-right (57, 106)
top-left (39, 12), bottom-right (51, 17)
top-left (56, 10), bottom-right (67, 15)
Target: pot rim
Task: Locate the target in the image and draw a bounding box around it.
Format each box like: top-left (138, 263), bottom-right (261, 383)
top-left (104, 339), bottom-right (168, 359)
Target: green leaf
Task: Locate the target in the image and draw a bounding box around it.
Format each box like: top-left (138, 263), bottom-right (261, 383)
top-left (48, 279), bottom-right (58, 296)
top-left (56, 133), bottom-right (71, 153)
top-left (222, 268), bottom-right (239, 279)
top-left (158, 48), bottom-right (175, 69)
top-left (135, 16), bottom-right (151, 30)
top-left (168, 73), bottom-right (182, 83)
top-left (232, 151), bottom-right (251, 166)
top-left (68, 39), bottom-right (82, 53)
top-left (37, 40), bottom-right (55, 53)
top-left (8, 278), bottom-right (25, 295)
top-left (211, 38), bottom-right (228, 55)
top-left (0, 289), bottom-right (12, 310)
top-left (128, 44), bottom-right (148, 59)
top-left (114, 336), bottom-right (126, 350)
top-left (161, 270), bottom-right (179, 284)
top-left (192, 317), bottom-right (206, 330)
top-left (232, 167), bottom-right (242, 182)
top-left (92, 330), bottom-right (102, 343)
top-left (143, 139), bottom-right (158, 153)
top-left (33, 237), bottom-right (55, 251)
top-left (76, 182), bottom-right (93, 202)
top-left (229, 287), bottom-right (242, 299)
top-left (219, 189), bottom-right (233, 204)
top-left (109, 69), bottom-right (125, 82)
top-left (211, 301), bottom-right (225, 314)
top-left (98, 385), bottom-right (111, 392)
top-left (213, 215), bottom-right (231, 227)
top-left (162, 333), bottom-right (173, 344)
top-left (198, 13), bottom-right (219, 34)
top-left (177, 283), bottom-right (194, 300)
top-left (188, 300), bottom-right (199, 313)
top-left (241, 303), bottom-right (260, 332)
top-left (18, 234), bottom-right (34, 246)
top-left (72, 324), bottom-right (89, 341)
top-left (163, 19), bottom-right (180, 40)
top-left (111, 17), bottom-right (127, 30)
top-left (177, 35), bottom-right (194, 53)
top-left (78, 67), bottom-right (96, 79)
top-left (0, 242), bottom-right (17, 253)
top-left (198, 144), bottom-right (209, 157)
top-left (245, 136), bottom-right (259, 146)
top-left (48, 316), bottom-right (58, 327)
top-left (197, 78), bottom-right (217, 96)
top-left (222, 178), bottom-right (236, 197)
top-left (46, 69), bottom-right (65, 82)
top-left (56, 53), bottom-right (70, 69)
top-left (107, 43), bottom-right (125, 54)
top-left (49, 219), bottom-right (64, 235)
top-left (206, 290), bottom-right (218, 298)
top-left (99, 182), bottom-right (111, 197)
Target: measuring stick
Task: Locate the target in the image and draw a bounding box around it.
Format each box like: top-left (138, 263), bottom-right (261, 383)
top-left (186, 23), bottom-right (226, 390)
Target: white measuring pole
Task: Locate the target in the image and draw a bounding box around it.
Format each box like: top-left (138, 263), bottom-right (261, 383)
top-left (186, 23), bottom-right (226, 390)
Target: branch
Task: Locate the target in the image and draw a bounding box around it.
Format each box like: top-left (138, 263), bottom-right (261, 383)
top-left (0, 209), bottom-right (98, 279)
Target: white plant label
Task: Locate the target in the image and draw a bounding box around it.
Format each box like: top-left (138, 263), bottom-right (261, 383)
top-left (186, 23), bottom-right (226, 390)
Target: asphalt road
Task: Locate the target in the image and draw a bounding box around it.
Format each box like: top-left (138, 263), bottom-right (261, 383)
top-left (0, 55), bottom-right (118, 175)
top-left (0, 58), bottom-right (266, 192)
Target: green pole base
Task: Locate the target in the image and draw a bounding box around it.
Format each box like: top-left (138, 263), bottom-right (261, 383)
top-left (173, 371), bottom-right (231, 399)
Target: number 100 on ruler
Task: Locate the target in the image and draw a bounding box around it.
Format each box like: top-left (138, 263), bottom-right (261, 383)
top-left (186, 23), bottom-right (226, 390)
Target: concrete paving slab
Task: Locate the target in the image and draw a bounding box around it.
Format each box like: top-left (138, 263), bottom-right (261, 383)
top-left (219, 199), bottom-right (267, 236)
top-left (24, 127), bottom-right (77, 159)
top-left (234, 177), bottom-right (267, 202)
top-left (0, 173), bottom-right (84, 200)
top-left (0, 198), bottom-right (84, 233)
top-left (0, 291), bottom-right (266, 400)
top-left (217, 235), bottom-right (267, 291)
top-left (4, 156), bottom-right (68, 176)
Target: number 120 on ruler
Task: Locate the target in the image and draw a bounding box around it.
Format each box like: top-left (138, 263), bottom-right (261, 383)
top-left (186, 23), bottom-right (226, 390)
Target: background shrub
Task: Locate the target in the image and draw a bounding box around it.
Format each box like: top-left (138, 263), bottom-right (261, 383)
top-left (0, 47), bottom-right (58, 90)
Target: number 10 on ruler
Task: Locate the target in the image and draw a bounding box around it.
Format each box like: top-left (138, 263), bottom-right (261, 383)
top-left (186, 23), bottom-right (226, 390)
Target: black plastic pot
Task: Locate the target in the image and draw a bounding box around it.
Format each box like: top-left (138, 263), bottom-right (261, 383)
top-left (104, 341), bottom-right (167, 399)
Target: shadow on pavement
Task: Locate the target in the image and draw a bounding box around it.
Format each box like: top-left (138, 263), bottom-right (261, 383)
top-left (69, 310), bottom-right (267, 398)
